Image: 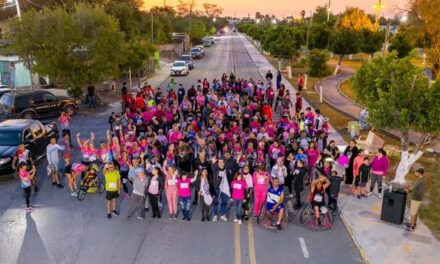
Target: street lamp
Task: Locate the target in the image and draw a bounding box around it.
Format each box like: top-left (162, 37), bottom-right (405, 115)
top-left (373, 0), bottom-right (385, 25)
top-left (256, 19), bottom-right (260, 24)
top-left (327, 0), bottom-right (331, 22)
top-left (213, 17), bottom-right (217, 22)
top-left (7, 0), bottom-right (21, 20)
top-left (271, 18), bottom-right (277, 25)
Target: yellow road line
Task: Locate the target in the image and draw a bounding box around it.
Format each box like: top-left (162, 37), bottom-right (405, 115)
top-left (234, 223), bottom-right (242, 264)
top-left (247, 220), bottom-right (257, 264)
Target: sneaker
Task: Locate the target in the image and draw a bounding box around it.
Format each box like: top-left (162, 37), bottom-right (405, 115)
top-left (212, 215), bottom-right (218, 222)
top-left (206, 216), bottom-right (211, 222)
top-left (406, 225), bottom-right (416, 232)
top-left (168, 215), bottom-right (174, 220)
top-left (220, 215), bottom-right (228, 222)
top-left (107, 214), bottom-right (112, 219)
top-left (244, 216), bottom-right (249, 221)
top-left (276, 223), bottom-right (282, 230)
top-left (157, 213), bottom-right (161, 219)
top-left (112, 210), bottom-right (119, 216)
top-left (52, 182), bottom-right (57, 186)
top-left (233, 219), bottom-right (238, 223)
top-left (34, 186), bottom-right (39, 193)
top-left (137, 216), bottom-right (144, 220)
top-left (144, 208), bottom-right (149, 212)
top-left (357, 195), bottom-right (361, 199)
top-left (201, 217), bottom-right (206, 222)
top-left (238, 220), bottom-right (242, 225)
top-left (361, 194), bottom-right (368, 198)
top-left (71, 191), bottom-right (77, 197)
top-left (57, 184), bottom-right (64, 189)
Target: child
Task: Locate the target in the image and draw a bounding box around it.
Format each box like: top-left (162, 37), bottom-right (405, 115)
top-left (231, 172), bottom-right (247, 224)
top-left (199, 168), bottom-right (212, 221)
top-left (241, 165), bottom-right (253, 220)
top-left (177, 172), bottom-right (197, 221)
top-left (18, 162), bottom-right (36, 212)
top-left (147, 167), bottom-right (164, 218)
top-left (328, 169), bottom-right (343, 212)
top-left (357, 157), bottom-right (371, 198)
top-left (292, 159), bottom-right (307, 209)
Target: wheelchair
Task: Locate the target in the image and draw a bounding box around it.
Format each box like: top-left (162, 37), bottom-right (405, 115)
top-left (256, 201), bottom-right (289, 229)
top-left (299, 202), bottom-right (334, 231)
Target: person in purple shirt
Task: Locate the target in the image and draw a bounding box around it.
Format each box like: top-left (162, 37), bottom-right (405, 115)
top-left (370, 148), bottom-right (390, 194)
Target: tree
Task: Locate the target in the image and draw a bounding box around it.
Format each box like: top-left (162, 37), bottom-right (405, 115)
top-left (9, 4), bottom-right (125, 97)
top-left (329, 30), bottom-right (361, 65)
top-left (351, 51), bottom-right (440, 183)
top-left (408, 0), bottom-right (440, 77)
top-left (122, 40), bottom-right (156, 74)
top-left (203, 3), bottom-right (223, 17)
top-left (360, 29), bottom-right (385, 58)
top-left (307, 49), bottom-right (330, 77)
top-left (312, 6), bottom-right (335, 25)
top-left (337, 7), bottom-right (378, 32)
top-left (308, 23), bottom-right (331, 50)
top-left (261, 25), bottom-right (303, 59)
top-left (389, 31), bottom-right (414, 58)
top-left (176, 0), bottom-right (196, 17)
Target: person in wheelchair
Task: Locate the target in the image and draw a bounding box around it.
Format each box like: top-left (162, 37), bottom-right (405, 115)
top-left (309, 178), bottom-right (330, 226)
top-left (266, 177), bottom-right (285, 230)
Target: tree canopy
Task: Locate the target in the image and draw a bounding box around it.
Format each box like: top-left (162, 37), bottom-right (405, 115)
top-left (336, 7), bottom-right (378, 32)
top-left (329, 30), bottom-right (361, 64)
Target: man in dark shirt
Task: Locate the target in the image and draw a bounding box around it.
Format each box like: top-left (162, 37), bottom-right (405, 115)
top-left (87, 83), bottom-right (96, 109)
top-left (121, 82), bottom-right (128, 95)
top-left (266, 70), bottom-right (273, 80)
top-left (406, 167), bottom-right (426, 231)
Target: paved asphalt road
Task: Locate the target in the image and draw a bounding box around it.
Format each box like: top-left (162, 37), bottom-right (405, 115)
top-left (0, 34), bottom-right (361, 264)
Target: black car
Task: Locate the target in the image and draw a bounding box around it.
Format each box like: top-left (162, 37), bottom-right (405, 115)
top-left (0, 90), bottom-right (79, 120)
top-left (0, 119), bottom-right (58, 175)
top-left (190, 47), bottom-right (205, 59)
top-left (179, 54), bottom-right (194, 70)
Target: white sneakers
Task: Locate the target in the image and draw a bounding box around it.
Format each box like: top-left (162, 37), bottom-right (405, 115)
top-left (212, 215), bottom-right (218, 222)
top-left (220, 215), bottom-right (228, 222)
top-left (238, 220), bottom-right (242, 225)
top-left (71, 191), bottom-right (77, 197)
top-left (233, 219), bottom-right (238, 223)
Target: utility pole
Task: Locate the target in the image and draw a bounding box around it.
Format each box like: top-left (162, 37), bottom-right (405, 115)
top-left (374, 0), bottom-right (384, 25)
top-left (163, 0), bottom-right (166, 7)
top-left (151, 11), bottom-right (154, 43)
top-left (327, 0), bottom-right (331, 22)
top-left (305, 11), bottom-right (312, 54)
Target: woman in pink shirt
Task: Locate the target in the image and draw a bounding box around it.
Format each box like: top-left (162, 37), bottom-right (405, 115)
top-left (253, 164), bottom-right (270, 217)
top-left (18, 162), bottom-right (36, 212)
top-left (306, 142), bottom-right (321, 183)
top-left (231, 172), bottom-right (247, 224)
top-left (177, 172), bottom-right (197, 221)
top-left (370, 148), bottom-right (390, 194)
top-left (162, 160), bottom-right (179, 219)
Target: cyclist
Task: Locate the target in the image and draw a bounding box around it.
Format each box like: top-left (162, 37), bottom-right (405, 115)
top-left (266, 177), bottom-right (285, 230)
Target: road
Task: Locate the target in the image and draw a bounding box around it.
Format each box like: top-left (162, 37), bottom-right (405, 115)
top-left (0, 34), bottom-right (361, 264)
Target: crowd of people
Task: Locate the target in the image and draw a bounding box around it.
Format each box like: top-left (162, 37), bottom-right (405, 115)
top-left (16, 70), bottom-right (426, 232)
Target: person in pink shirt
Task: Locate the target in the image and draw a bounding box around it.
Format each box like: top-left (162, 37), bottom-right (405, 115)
top-left (18, 162), bottom-right (36, 212)
top-left (231, 172), bottom-right (247, 224)
top-left (306, 142), bottom-right (321, 183)
top-left (162, 160), bottom-right (179, 219)
top-left (241, 165), bottom-right (253, 220)
top-left (147, 166), bottom-right (163, 218)
top-left (253, 164), bottom-right (270, 217)
top-left (370, 148), bottom-right (390, 194)
top-left (353, 149), bottom-right (366, 195)
top-left (177, 172), bottom-right (197, 221)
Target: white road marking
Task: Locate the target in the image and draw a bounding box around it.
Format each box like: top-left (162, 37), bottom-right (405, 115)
top-left (299, 237), bottom-right (310, 259)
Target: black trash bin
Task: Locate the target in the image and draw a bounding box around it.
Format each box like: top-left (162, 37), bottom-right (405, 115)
top-left (380, 189), bottom-right (407, 225)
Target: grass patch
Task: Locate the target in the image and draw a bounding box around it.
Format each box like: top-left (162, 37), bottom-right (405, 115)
top-left (339, 79), bottom-right (357, 102)
top-left (259, 43), bottom-right (440, 239)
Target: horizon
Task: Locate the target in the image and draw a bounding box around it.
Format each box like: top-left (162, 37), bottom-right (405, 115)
top-left (142, 0), bottom-right (409, 18)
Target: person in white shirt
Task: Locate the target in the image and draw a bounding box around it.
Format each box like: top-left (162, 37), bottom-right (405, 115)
top-left (271, 157), bottom-right (287, 187)
top-left (46, 137), bottom-right (65, 188)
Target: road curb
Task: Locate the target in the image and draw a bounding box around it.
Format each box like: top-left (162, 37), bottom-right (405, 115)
top-left (339, 210), bottom-right (371, 264)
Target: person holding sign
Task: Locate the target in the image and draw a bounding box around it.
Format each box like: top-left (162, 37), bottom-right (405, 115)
top-left (199, 168), bottom-right (213, 222)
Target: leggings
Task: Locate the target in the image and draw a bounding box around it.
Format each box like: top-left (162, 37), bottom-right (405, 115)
top-left (200, 196), bottom-right (211, 218)
top-left (370, 173), bottom-right (383, 193)
top-left (165, 188), bottom-right (178, 215)
top-left (24, 186), bottom-right (31, 207)
top-left (148, 193), bottom-right (160, 217)
top-left (120, 170), bottom-right (129, 193)
top-left (253, 189), bottom-right (267, 216)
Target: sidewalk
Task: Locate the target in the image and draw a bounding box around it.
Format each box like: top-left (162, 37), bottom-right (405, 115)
top-left (318, 65), bottom-right (440, 153)
top-left (240, 34), bottom-right (440, 264)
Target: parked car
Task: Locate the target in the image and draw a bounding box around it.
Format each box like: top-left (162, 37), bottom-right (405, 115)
top-left (203, 38), bottom-right (212, 47)
top-left (0, 90), bottom-right (79, 120)
top-left (179, 54), bottom-right (194, 70)
top-left (0, 119), bottom-right (58, 175)
top-left (0, 87), bottom-right (11, 99)
top-left (170, 61), bottom-right (189, 76)
top-left (190, 46), bottom-right (205, 59)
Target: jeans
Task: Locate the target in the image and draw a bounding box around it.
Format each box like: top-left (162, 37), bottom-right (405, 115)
top-left (212, 189), bottom-right (229, 217)
top-left (87, 95), bottom-right (96, 108)
top-left (179, 196), bottom-right (191, 219)
top-left (126, 193), bottom-right (146, 219)
top-left (234, 200), bottom-right (243, 220)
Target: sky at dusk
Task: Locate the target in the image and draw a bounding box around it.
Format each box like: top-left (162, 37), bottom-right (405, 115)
top-left (143, 0), bottom-right (410, 18)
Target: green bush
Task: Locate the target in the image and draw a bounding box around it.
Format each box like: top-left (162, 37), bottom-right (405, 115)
top-left (307, 49), bottom-right (330, 77)
top-left (68, 87), bottom-right (83, 98)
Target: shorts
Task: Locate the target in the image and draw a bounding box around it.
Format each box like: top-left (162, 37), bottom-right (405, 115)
top-left (410, 200), bottom-right (422, 216)
top-left (354, 177), bottom-right (360, 187)
top-left (106, 191), bottom-right (119, 200)
top-left (266, 203), bottom-right (284, 213)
